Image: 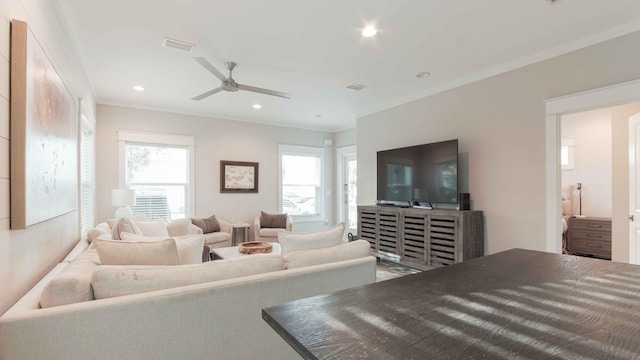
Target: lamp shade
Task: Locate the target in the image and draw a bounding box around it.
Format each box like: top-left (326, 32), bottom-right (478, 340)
top-left (111, 189), bottom-right (136, 207)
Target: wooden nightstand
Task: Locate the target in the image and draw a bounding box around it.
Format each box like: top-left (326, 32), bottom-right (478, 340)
top-left (568, 217), bottom-right (611, 260)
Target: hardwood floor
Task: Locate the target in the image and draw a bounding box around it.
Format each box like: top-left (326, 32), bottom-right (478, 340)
top-left (375, 259), bottom-right (422, 282)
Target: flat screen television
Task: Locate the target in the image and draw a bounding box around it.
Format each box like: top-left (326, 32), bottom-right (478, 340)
top-left (377, 139), bottom-right (458, 206)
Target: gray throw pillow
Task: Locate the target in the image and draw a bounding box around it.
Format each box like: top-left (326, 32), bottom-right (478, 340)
top-left (191, 215), bottom-right (220, 234)
top-left (260, 211), bottom-right (287, 228)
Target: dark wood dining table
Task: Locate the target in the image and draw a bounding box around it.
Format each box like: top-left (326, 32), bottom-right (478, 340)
top-left (262, 248), bottom-right (640, 359)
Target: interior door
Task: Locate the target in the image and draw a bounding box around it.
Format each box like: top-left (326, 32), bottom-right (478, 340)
top-left (629, 113), bottom-right (640, 264)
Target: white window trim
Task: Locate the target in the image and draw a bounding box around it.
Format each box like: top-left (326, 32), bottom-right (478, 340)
top-left (278, 144), bottom-right (325, 223)
top-left (117, 131), bottom-right (196, 217)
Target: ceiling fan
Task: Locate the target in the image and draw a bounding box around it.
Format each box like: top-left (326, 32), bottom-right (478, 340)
top-left (191, 57), bottom-right (292, 100)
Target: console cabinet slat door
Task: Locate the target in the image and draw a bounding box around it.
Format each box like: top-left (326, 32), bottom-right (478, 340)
top-left (357, 206), bottom-right (484, 269)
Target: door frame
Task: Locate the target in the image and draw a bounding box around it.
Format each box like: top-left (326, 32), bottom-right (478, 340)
top-left (336, 145), bottom-right (357, 231)
top-left (544, 78), bottom-right (640, 254)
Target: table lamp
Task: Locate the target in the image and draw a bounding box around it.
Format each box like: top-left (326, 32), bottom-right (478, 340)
top-left (112, 189), bottom-right (136, 219)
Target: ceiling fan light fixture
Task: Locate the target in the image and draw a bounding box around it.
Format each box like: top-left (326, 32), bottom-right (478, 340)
top-left (163, 37), bottom-right (195, 52)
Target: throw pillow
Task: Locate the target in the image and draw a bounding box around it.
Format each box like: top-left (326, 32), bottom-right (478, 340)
top-left (120, 233), bottom-right (205, 265)
top-left (111, 217), bottom-right (141, 240)
top-left (278, 222), bottom-right (345, 256)
top-left (260, 211), bottom-right (287, 228)
top-left (94, 238), bottom-right (180, 265)
top-left (166, 218), bottom-right (192, 236)
top-left (134, 219), bottom-right (170, 237)
top-left (191, 214), bottom-right (220, 234)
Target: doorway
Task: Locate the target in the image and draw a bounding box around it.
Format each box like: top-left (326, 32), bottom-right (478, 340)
top-left (545, 79), bottom-right (640, 262)
top-left (560, 108), bottom-right (614, 259)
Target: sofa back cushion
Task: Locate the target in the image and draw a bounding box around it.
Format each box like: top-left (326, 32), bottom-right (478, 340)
top-left (284, 240), bottom-right (371, 269)
top-left (40, 259), bottom-right (99, 308)
top-left (91, 255), bottom-right (285, 299)
top-left (120, 233), bottom-right (204, 265)
top-left (278, 222), bottom-right (345, 256)
top-left (94, 238), bottom-right (181, 265)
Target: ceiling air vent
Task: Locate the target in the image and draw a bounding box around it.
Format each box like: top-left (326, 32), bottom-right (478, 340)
top-left (345, 83), bottom-right (367, 91)
top-left (163, 37), bottom-right (195, 52)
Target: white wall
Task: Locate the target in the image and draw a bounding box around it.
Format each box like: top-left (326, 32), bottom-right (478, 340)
top-left (561, 109), bottom-right (612, 218)
top-left (96, 105), bottom-right (337, 235)
top-left (357, 29), bottom-right (640, 255)
top-left (0, 0), bottom-right (95, 314)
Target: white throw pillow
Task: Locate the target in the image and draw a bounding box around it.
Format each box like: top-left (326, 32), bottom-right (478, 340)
top-left (278, 222), bottom-right (345, 256)
top-left (120, 232), bottom-right (204, 265)
top-left (134, 219), bottom-right (170, 237)
top-left (166, 218), bottom-right (192, 237)
top-left (91, 254), bottom-right (284, 299)
top-left (94, 238), bottom-right (180, 265)
top-left (284, 240), bottom-right (371, 269)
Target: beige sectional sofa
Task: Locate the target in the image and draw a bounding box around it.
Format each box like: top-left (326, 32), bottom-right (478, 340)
top-left (0, 222), bottom-right (376, 360)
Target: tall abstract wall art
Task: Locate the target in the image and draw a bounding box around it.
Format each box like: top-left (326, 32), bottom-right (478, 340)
top-left (10, 20), bottom-right (77, 229)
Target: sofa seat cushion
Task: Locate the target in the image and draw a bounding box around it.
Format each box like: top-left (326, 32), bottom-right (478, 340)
top-left (278, 223), bottom-right (345, 256)
top-left (94, 238), bottom-right (181, 266)
top-left (91, 254), bottom-right (285, 299)
top-left (284, 240), bottom-right (371, 269)
top-left (203, 231), bottom-right (231, 247)
top-left (258, 228), bottom-right (280, 239)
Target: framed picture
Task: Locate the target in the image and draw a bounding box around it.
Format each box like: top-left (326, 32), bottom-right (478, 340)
top-left (220, 161), bottom-right (259, 193)
top-left (10, 20), bottom-right (78, 229)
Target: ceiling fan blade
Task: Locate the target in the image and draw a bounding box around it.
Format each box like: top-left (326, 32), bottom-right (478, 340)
top-left (191, 87), bottom-right (223, 101)
top-left (193, 57), bottom-right (227, 82)
top-left (237, 83), bottom-right (292, 99)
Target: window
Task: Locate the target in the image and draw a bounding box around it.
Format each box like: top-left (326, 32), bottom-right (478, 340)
top-left (279, 144), bottom-right (324, 221)
top-left (561, 137), bottom-right (575, 170)
top-left (79, 110), bottom-right (95, 236)
top-left (118, 131), bottom-right (194, 220)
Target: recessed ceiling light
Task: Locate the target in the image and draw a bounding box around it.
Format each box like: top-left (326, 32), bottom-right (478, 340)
top-left (362, 25), bottom-right (377, 37)
top-left (416, 72), bottom-right (431, 79)
top-left (132, 85), bottom-right (145, 91)
top-left (252, 104), bottom-right (262, 109)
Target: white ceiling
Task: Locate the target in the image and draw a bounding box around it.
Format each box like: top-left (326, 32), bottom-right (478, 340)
top-left (58, 0), bottom-right (640, 132)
